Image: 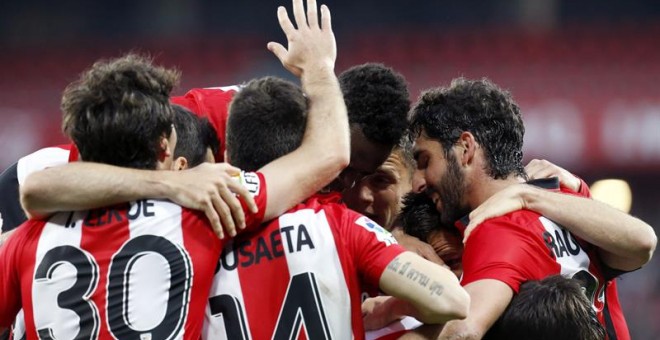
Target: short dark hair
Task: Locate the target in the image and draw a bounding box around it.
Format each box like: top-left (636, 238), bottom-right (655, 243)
top-left (339, 63), bottom-right (410, 147)
top-left (172, 105), bottom-right (218, 167)
top-left (61, 54), bottom-right (179, 170)
top-left (409, 78), bottom-right (526, 180)
top-left (486, 275), bottom-right (605, 340)
top-left (199, 117), bottom-right (220, 163)
top-left (399, 192), bottom-right (442, 241)
top-left (226, 77), bottom-right (307, 171)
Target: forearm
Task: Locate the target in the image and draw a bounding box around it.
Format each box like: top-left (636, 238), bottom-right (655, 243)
top-left (380, 252), bottom-right (469, 324)
top-left (261, 68), bottom-right (350, 220)
top-left (524, 186), bottom-right (657, 269)
top-left (20, 162), bottom-right (173, 218)
top-left (300, 66), bottom-right (350, 173)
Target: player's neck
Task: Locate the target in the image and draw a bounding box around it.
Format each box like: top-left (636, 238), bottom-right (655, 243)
top-left (468, 173), bottom-right (525, 209)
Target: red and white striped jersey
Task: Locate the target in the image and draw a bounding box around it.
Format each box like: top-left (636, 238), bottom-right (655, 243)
top-left (16, 144), bottom-right (76, 185)
top-left (0, 199), bottom-right (223, 340)
top-left (202, 193), bottom-right (406, 340)
top-left (455, 178), bottom-right (630, 340)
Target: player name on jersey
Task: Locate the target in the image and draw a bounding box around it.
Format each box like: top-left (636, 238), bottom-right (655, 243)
top-left (80, 200), bottom-right (157, 228)
top-left (219, 223), bottom-right (315, 271)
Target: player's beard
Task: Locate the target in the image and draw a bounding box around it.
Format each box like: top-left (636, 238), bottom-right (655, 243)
top-left (436, 152), bottom-right (470, 226)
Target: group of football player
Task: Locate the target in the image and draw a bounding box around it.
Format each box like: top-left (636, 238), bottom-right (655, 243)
top-left (0, 0), bottom-right (656, 339)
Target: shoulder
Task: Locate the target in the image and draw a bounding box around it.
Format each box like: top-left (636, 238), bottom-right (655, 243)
top-left (16, 145), bottom-right (73, 184)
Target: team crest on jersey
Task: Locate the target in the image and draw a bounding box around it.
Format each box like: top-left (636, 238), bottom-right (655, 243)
top-left (236, 171), bottom-right (260, 196)
top-left (355, 216), bottom-right (397, 246)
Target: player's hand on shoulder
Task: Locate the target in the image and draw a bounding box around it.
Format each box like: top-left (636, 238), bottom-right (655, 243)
top-left (465, 184), bottom-right (532, 243)
top-left (525, 159), bottom-right (581, 192)
top-left (162, 162), bottom-right (258, 239)
top-left (391, 227), bottom-right (446, 267)
top-left (267, 0), bottom-right (336, 77)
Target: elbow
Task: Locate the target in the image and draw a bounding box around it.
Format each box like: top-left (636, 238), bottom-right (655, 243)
top-left (19, 175), bottom-right (47, 219)
top-left (420, 288), bottom-right (471, 324)
top-left (639, 229), bottom-right (657, 264)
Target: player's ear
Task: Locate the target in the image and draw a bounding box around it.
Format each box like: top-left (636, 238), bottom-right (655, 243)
top-left (159, 135), bottom-right (173, 160)
top-left (173, 156), bottom-right (188, 171)
top-left (457, 131), bottom-right (476, 167)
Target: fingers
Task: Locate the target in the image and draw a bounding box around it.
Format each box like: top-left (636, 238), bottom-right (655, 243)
top-left (267, 42), bottom-right (288, 63)
top-left (218, 185), bottom-right (247, 233)
top-left (306, 0), bottom-right (319, 28)
top-left (419, 245), bottom-right (445, 266)
top-left (211, 192), bottom-right (236, 239)
top-left (320, 4), bottom-right (331, 31)
top-left (276, 6), bottom-right (296, 36)
top-left (203, 203), bottom-right (224, 239)
top-left (228, 180), bottom-right (259, 215)
top-left (292, 0), bottom-right (307, 29)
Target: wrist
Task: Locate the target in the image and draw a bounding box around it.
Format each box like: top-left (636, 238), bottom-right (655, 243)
top-left (521, 185), bottom-right (543, 211)
top-left (146, 170), bottom-right (175, 200)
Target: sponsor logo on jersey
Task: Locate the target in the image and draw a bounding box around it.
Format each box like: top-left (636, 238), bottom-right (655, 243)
top-left (355, 216), bottom-right (397, 246)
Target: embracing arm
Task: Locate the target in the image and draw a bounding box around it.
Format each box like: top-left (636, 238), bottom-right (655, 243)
top-left (259, 0), bottom-right (350, 221)
top-left (466, 184), bottom-right (657, 272)
top-left (20, 162), bottom-right (257, 238)
top-left (522, 186), bottom-right (655, 271)
top-left (378, 251), bottom-right (470, 325)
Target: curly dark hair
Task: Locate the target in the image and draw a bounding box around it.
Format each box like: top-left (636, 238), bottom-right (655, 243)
top-left (339, 63), bottom-right (410, 147)
top-left (409, 78), bottom-right (526, 180)
top-left (226, 76), bottom-right (307, 171)
top-left (61, 54), bottom-right (179, 170)
top-left (199, 117), bottom-right (220, 163)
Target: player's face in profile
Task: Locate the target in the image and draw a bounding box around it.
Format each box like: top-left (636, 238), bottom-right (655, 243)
top-left (412, 134), bottom-right (469, 225)
top-left (342, 150), bottom-right (412, 229)
top-left (331, 127), bottom-right (393, 192)
top-left (427, 229), bottom-right (464, 278)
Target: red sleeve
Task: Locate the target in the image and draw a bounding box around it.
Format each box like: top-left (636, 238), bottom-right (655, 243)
top-left (574, 177), bottom-right (591, 198)
top-left (558, 174), bottom-right (591, 198)
top-left (0, 226), bottom-right (26, 326)
top-left (342, 211), bottom-right (406, 288)
top-left (171, 87), bottom-right (238, 162)
top-left (460, 218), bottom-right (558, 292)
top-left (236, 171), bottom-right (267, 231)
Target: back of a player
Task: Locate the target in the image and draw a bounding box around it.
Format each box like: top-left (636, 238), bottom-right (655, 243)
top-left (0, 199), bottom-right (222, 340)
top-left (204, 194), bottom-right (405, 340)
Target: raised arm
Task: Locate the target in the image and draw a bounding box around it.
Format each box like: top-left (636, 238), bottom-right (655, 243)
top-left (259, 0), bottom-right (350, 221)
top-left (378, 251), bottom-right (470, 325)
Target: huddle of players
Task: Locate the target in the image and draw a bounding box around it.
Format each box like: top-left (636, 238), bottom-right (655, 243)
top-left (0, 0), bottom-right (656, 339)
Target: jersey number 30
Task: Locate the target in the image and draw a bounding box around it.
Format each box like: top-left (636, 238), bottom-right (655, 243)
top-left (33, 235), bottom-right (192, 340)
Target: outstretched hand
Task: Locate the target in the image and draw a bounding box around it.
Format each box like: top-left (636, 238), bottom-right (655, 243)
top-left (267, 0), bottom-right (336, 78)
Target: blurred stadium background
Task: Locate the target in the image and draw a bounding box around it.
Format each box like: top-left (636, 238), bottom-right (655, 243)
top-left (1, 0), bottom-right (658, 337)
